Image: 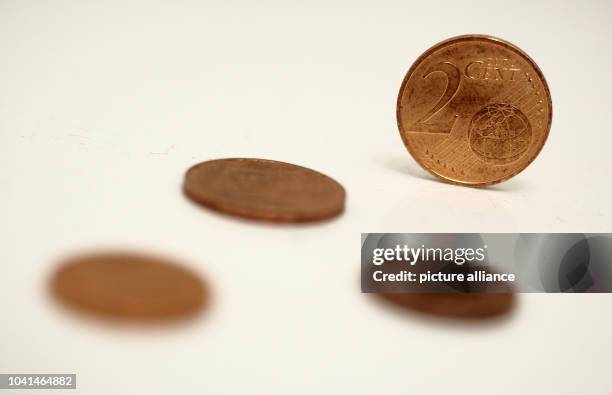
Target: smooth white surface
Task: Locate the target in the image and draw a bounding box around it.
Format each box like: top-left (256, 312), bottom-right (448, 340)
top-left (1, 1), bottom-right (611, 394)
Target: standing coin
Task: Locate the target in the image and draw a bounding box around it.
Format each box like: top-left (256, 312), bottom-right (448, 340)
top-left (184, 158), bottom-right (345, 222)
top-left (397, 35), bottom-right (552, 186)
top-left (51, 252), bottom-right (209, 320)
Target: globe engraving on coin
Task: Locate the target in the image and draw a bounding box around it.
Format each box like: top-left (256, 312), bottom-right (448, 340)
top-left (184, 158), bottom-right (345, 222)
top-left (397, 35), bottom-right (552, 186)
top-left (469, 103), bottom-right (532, 165)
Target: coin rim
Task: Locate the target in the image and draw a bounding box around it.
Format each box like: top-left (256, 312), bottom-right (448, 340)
top-left (183, 158), bottom-right (346, 222)
top-left (396, 34), bottom-right (553, 187)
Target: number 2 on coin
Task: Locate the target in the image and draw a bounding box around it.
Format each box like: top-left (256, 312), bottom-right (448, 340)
top-left (411, 62), bottom-right (460, 134)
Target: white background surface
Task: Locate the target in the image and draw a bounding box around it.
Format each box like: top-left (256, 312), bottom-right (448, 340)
top-left (1, 1), bottom-right (611, 394)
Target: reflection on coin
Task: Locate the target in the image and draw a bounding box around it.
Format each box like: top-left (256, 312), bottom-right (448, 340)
top-left (378, 292), bottom-right (515, 319)
top-left (51, 252), bottom-right (208, 320)
top-left (184, 158), bottom-right (345, 222)
top-left (397, 35), bottom-right (552, 186)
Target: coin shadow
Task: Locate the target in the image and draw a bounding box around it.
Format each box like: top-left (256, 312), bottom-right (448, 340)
top-left (382, 155), bottom-right (528, 192)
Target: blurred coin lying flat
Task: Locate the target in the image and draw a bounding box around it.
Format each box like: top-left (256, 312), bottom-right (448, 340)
top-left (397, 35), bottom-right (552, 186)
top-left (51, 252), bottom-right (208, 320)
top-left (184, 158), bottom-right (345, 222)
top-left (376, 266), bottom-right (515, 319)
top-left (378, 292), bottom-right (515, 320)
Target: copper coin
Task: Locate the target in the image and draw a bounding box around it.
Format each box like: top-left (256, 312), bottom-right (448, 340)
top-left (397, 35), bottom-right (552, 186)
top-left (51, 252), bottom-right (208, 320)
top-left (184, 158), bottom-right (345, 222)
top-left (376, 265), bottom-right (515, 319)
top-left (377, 292), bottom-right (515, 320)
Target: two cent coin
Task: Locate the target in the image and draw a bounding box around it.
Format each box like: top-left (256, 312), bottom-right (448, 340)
top-left (397, 35), bottom-right (552, 186)
top-left (184, 158), bottom-right (345, 223)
